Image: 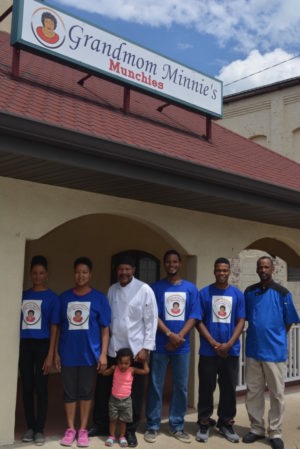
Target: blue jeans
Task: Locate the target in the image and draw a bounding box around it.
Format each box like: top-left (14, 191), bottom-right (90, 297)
top-left (146, 352), bottom-right (190, 431)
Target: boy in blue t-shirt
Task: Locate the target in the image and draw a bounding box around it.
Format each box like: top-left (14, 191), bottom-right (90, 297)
top-left (144, 250), bottom-right (201, 444)
top-left (197, 257), bottom-right (245, 443)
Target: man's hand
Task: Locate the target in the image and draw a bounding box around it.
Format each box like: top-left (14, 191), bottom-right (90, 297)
top-left (97, 353), bottom-right (107, 373)
top-left (168, 332), bottom-right (185, 347)
top-left (42, 353), bottom-right (53, 375)
top-left (134, 348), bottom-right (149, 363)
top-left (215, 342), bottom-right (230, 358)
top-left (165, 341), bottom-right (176, 352)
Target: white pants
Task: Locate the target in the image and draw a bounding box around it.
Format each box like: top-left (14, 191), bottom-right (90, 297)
top-left (245, 357), bottom-right (286, 439)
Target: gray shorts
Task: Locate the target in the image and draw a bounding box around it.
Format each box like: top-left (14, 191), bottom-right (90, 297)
top-left (108, 394), bottom-right (132, 423)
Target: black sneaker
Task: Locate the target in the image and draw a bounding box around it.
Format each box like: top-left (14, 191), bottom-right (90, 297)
top-left (22, 429), bottom-right (34, 442)
top-left (270, 438), bottom-right (284, 449)
top-left (126, 432), bottom-right (138, 447)
top-left (217, 422), bottom-right (239, 443)
top-left (242, 432), bottom-right (265, 443)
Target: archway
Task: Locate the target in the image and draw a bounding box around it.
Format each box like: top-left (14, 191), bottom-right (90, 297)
top-left (16, 213), bottom-right (196, 439)
top-left (230, 237), bottom-right (300, 390)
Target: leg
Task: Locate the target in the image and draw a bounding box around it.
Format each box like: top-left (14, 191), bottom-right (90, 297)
top-left (217, 356), bottom-right (239, 424)
top-left (262, 362), bottom-right (285, 439)
top-left (33, 339), bottom-right (50, 433)
top-left (78, 366), bottom-right (96, 429)
top-left (19, 339), bottom-right (36, 431)
top-left (245, 357), bottom-right (266, 436)
top-left (80, 400), bottom-right (93, 429)
top-left (109, 420), bottom-right (117, 438)
top-left (91, 357), bottom-right (114, 433)
top-left (61, 366), bottom-right (79, 429)
top-left (169, 353), bottom-right (190, 432)
top-left (64, 402), bottom-right (77, 429)
top-left (145, 353), bottom-right (169, 431)
top-left (197, 356), bottom-right (217, 423)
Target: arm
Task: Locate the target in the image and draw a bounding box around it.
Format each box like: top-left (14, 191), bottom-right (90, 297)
top-left (43, 323), bottom-right (59, 375)
top-left (164, 318), bottom-right (196, 352)
top-left (216, 318), bottom-right (245, 358)
top-left (198, 321), bottom-right (220, 349)
top-left (158, 317), bottom-right (185, 347)
top-left (286, 324), bottom-right (292, 333)
top-left (102, 365), bottom-right (116, 377)
top-left (97, 326), bottom-right (109, 373)
top-left (132, 359), bottom-right (149, 375)
top-left (135, 288), bottom-right (158, 363)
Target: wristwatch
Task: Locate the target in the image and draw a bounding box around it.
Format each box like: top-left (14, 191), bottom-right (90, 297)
top-left (166, 330), bottom-right (172, 337)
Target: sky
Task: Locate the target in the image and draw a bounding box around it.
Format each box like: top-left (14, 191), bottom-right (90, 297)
top-left (45, 0), bottom-right (300, 95)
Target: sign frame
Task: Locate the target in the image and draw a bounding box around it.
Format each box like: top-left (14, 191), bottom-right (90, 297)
top-left (10, 0), bottom-right (223, 118)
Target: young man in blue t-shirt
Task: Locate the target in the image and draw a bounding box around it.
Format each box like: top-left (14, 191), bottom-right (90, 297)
top-left (197, 257), bottom-right (245, 443)
top-left (242, 256), bottom-right (300, 449)
top-left (144, 250), bottom-right (201, 444)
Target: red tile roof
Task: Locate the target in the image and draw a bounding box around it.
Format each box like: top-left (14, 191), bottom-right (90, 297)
top-left (1, 31), bottom-right (300, 192)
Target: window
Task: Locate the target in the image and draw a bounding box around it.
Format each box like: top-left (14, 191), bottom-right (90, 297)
top-left (111, 250), bottom-right (160, 285)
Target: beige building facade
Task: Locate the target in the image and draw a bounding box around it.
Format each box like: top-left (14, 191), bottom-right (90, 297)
top-left (1, 176), bottom-right (300, 444)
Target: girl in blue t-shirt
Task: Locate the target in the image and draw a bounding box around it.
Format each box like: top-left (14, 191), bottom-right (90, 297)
top-left (55, 257), bottom-right (110, 448)
top-left (19, 255), bottom-right (60, 445)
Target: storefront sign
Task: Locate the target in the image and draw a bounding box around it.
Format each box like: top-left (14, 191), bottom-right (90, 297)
top-left (11, 0), bottom-right (223, 117)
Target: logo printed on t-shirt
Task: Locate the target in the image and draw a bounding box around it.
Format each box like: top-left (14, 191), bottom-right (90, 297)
top-left (165, 292), bottom-right (186, 321)
top-left (67, 301), bottom-right (90, 330)
top-left (212, 296), bottom-right (232, 323)
top-left (22, 299), bottom-right (42, 330)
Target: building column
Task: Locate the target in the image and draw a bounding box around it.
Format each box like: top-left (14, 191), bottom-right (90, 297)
top-left (0, 231), bottom-right (26, 445)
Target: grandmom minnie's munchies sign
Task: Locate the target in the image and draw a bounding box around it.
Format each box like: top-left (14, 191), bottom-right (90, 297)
top-left (11, 0), bottom-right (223, 118)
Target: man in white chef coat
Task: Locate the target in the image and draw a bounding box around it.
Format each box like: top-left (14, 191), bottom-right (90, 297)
top-left (89, 254), bottom-right (158, 447)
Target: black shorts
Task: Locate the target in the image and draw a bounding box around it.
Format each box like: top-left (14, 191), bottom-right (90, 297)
top-left (61, 366), bottom-right (96, 402)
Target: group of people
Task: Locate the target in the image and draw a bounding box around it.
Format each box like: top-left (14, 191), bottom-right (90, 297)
top-left (19, 250), bottom-right (299, 449)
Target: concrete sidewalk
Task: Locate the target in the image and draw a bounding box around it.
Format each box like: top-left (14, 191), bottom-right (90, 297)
top-left (6, 389), bottom-right (300, 449)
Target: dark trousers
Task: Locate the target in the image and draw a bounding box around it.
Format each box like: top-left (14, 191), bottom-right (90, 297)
top-left (93, 356), bottom-right (145, 433)
top-left (19, 339), bottom-right (50, 432)
top-left (197, 355), bottom-right (239, 425)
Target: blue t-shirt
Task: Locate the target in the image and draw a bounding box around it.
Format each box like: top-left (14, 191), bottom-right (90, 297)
top-left (245, 281), bottom-right (300, 362)
top-left (20, 288), bottom-right (60, 339)
top-left (153, 279), bottom-right (201, 355)
top-left (199, 284), bottom-right (245, 357)
top-left (59, 288), bottom-right (111, 367)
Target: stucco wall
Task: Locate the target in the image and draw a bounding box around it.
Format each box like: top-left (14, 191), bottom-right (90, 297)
top-left (1, 175), bottom-right (300, 444)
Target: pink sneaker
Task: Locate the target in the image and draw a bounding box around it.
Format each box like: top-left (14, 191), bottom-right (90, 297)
top-left (77, 429), bottom-right (89, 447)
top-left (60, 428), bottom-right (76, 446)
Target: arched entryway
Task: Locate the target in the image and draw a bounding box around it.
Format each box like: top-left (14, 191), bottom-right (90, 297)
top-left (15, 213), bottom-right (197, 439)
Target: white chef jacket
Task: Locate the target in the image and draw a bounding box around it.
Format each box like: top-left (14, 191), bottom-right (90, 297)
top-left (107, 277), bottom-right (158, 358)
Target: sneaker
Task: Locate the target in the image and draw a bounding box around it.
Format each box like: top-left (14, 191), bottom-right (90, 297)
top-left (217, 422), bottom-right (240, 443)
top-left (22, 429), bottom-right (34, 442)
top-left (77, 429), bottom-right (89, 447)
top-left (60, 428), bottom-right (77, 446)
top-left (196, 424), bottom-right (210, 443)
top-left (242, 432), bottom-right (265, 443)
top-left (170, 430), bottom-right (191, 443)
top-left (34, 432), bottom-right (45, 446)
top-left (144, 430), bottom-right (158, 443)
top-left (270, 438), bottom-right (284, 449)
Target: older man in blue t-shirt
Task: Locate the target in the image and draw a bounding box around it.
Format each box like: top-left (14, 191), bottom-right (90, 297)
top-left (242, 256), bottom-right (300, 449)
top-left (144, 249), bottom-right (201, 444)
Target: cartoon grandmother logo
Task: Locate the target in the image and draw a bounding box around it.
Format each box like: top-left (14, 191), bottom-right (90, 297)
top-left (31, 8), bottom-right (66, 49)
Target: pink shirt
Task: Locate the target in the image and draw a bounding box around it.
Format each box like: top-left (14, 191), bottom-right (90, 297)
top-left (112, 366), bottom-right (133, 399)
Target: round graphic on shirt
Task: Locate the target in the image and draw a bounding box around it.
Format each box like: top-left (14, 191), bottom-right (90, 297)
top-left (31, 7), bottom-right (66, 49)
top-left (22, 300), bottom-right (42, 328)
top-left (165, 292), bottom-right (186, 320)
top-left (67, 302), bottom-right (91, 329)
top-left (212, 296), bottom-right (232, 323)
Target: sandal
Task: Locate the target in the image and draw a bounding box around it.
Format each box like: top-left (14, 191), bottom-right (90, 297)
top-left (105, 436), bottom-right (116, 447)
top-left (118, 437), bottom-right (128, 448)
